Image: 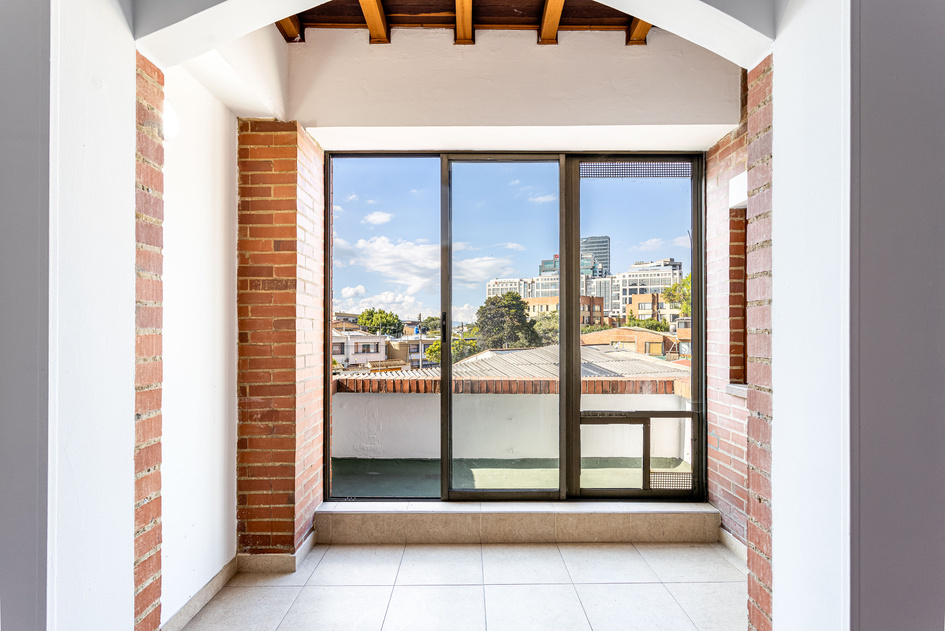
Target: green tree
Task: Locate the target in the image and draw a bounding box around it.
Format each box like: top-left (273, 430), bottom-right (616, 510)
top-left (425, 338), bottom-right (479, 364)
top-left (533, 311), bottom-right (559, 346)
top-left (664, 274), bottom-right (692, 317)
top-left (636, 318), bottom-right (670, 332)
top-left (357, 308), bottom-right (404, 337)
top-left (581, 323), bottom-right (614, 335)
top-left (421, 315), bottom-right (441, 335)
top-left (475, 292), bottom-right (540, 350)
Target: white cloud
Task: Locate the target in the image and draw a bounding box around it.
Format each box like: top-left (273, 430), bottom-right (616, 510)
top-left (673, 235), bottom-right (691, 248)
top-left (344, 193), bottom-right (359, 202)
top-left (332, 205), bottom-right (344, 213)
top-left (509, 179), bottom-right (520, 186)
top-left (452, 303), bottom-right (478, 324)
top-left (502, 242), bottom-right (526, 251)
top-left (366, 199), bottom-right (378, 205)
top-left (349, 236), bottom-right (440, 295)
top-left (454, 256), bottom-right (516, 290)
top-left (528, 194), bottom-right (557, 204)
top-left (632, 238), bottom-right (665, 251)
top-left (410, 189), bottom-right (422, 194)
top-left (340, 285), bottom-right (366, 299)
top-left (336, 291), bottom-right (429, 321)
top-left (361, 211), bottom-right (393, 225)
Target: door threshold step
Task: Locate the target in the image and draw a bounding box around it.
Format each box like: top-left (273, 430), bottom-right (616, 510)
top-left (315, 501), bottom-right (719, 544)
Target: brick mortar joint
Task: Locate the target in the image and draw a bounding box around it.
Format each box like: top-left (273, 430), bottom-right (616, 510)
top-left (746, 272), bottom-right (772, 282)
top-left (134, 464), bottom-right (161, 481)
top-left (135, 383), bottom-right (163, 394)
top-left (133, 569), bottom-right (162, 595)
top-left (745, 241), bottom-right (771, 255)
top-left (136, 67), bottom-right (164, 89)
top-left (135, 152), bottom-right (162, 172)
top-left (133, 600), bottom-right (161, 626)
top-left (135, 122), bottom-right (163, 146)
top-left (135, 409), bottom-right (162, 423)
top-left (747, 94), bottom-right (772, 119)
top-left (746, 300), bottom-right (771, 308)
top-left (135, 184), bottom-right (164, 200)
top-left (136, 243), bottom-right (162, 255)
top-left (747, 64), bottom-right (773, 89)
top-left (135, 212), bottom-right (163, 227)
top-left (134, 491), bottom-right (161, 511)
top-left (133, 518), bottom-right (162, 540)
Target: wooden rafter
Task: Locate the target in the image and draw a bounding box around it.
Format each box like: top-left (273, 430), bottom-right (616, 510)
top-left (358, 0), bottom-right (391, 43)
top-left (455, 0), bottom-right (474, 45)
top-left (275, 14), bottom-right (304, 42)
top-left (538, 0), bottom-right (565, 44)
top-left (626, 17), bottom-right (651, 45)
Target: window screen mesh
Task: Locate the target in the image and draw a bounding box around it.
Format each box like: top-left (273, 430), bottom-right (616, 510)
top-left (580, 161), bottom-right (692, 179)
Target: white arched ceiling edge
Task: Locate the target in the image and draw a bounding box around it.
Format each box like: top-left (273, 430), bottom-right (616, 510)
top-left (136, 0), bottom-right (773, 71)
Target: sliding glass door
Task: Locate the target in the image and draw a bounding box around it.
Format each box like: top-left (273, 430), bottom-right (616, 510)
top-left (443, 157), bottom-right (563, 499)
top-left (326, 153), bottom-right (703, 501)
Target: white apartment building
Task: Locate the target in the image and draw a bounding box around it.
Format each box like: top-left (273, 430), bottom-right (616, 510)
top-left (331, 330), bottom-right (387, 369)
top-left (488, 258), bottom-right (683, 317)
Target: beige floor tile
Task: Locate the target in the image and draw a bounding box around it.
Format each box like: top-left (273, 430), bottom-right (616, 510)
top-left (396, 544), bottom-right (483, 585)
top-left (481, 544), bottom-right (571, 584)
top-left (276, 585), bottom-right (392, 631)
top-left (484, 584), bottom-right (591, 631)
top-left (575, 583), bottom-right (699, 631)
top-left (308, 545), bottom-right (405, 586)
top-left (382, 586), bottom-right (486, 631)
top-left (558, 543), bottom-right (660, 583)
top-left (666, 582), bottom-right (749, 631)
top-left (634, 543), bottom-right (747, 583)
top-left (228, 546), bottom-right (329, 587)
top-left (181, 586), bottom-right (301, 631)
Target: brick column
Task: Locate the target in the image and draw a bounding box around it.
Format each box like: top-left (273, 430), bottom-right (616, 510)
top-left (745, 55), bottom-right (774, 631)
top-left (134, 51), bottom-right (164, 631)
top-left (237, 120), bottom-right (325, 555)
top-left (705, 72), bottom-right (750, 542)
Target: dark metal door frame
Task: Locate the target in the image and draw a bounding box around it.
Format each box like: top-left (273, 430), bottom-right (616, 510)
top-left (324, 152), bottom-right (706, 502)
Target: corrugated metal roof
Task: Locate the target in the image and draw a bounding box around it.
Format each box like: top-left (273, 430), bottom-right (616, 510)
top-left (335, 344), bottom-right (688, 381)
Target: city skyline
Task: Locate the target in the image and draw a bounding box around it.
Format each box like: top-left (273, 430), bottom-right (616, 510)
top-left (332, 157), bottom-right (692, 322)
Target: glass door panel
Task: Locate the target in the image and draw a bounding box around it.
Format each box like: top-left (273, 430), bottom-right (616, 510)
top-left (574, 159), bottom-right (698, 495)
top-left (447, 159), bottom-right (561, 493)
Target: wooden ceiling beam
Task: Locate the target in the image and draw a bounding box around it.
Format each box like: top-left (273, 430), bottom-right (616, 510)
top-left (455, 0), bottom-right (474, 45)
top-left (538, 0), bottom-right (565, 44)
top-left (275, 15), bottom-right (304, 42)
top-left (358, 0), bottom-right (391, 44)
top-left (626, 17), bottom-right (651, 45)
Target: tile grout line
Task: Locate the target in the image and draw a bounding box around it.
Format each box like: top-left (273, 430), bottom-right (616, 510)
top-left (480, 541), bottom-right (489, 631)
top-left (272, 544), bottom-right (326, 631)
top-left (556, 543), bottom-right (594, 631)
top-left (633, 542), bottom-right (702, 631)
top-left (378, 544), bottom-right (406, 631)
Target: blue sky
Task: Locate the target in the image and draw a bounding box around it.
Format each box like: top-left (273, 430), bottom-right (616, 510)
top-left (332, 157), bottom-right (691, 322)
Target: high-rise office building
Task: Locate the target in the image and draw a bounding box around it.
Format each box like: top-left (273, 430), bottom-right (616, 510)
top-left (580, 236), bottom-right (611, 276)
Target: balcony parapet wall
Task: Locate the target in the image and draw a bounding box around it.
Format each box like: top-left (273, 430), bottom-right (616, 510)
top-left (334, 376), bottom-right (690, 398)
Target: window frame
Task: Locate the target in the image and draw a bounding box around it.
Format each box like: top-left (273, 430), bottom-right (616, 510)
top-left (323, 152), bottom-right (706, 502)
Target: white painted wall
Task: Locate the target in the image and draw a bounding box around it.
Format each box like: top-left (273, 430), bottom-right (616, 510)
top-left (182, 25), bottom-right (289, 120)
top-left (333, 393), bottom-right (689, 459)
top-left (161, 67), bottom-right (239, 626)
top-left (771, 0), bottom-right (850, 628)
top-left (291, 28), bottom-right (741, 151)
top-left (49, 0), bottom-right (138, 628)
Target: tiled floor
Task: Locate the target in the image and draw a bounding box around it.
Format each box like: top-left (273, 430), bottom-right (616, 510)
top-left (183, 542), bottom-right (748, 631)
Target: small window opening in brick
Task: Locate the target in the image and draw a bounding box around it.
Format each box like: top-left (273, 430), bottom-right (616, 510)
top-left (729, 208), bottom-right (747, 383)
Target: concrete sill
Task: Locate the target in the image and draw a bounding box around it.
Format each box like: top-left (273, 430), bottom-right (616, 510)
top-left (725, 383), bottom-right (749, 399)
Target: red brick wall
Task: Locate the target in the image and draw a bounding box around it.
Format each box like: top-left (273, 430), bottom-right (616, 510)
top-left (705, 71), bottom-right (750, 543)
top-left (134, 51), bottom-right (164, 631)
top-left (745, 55), bottom-right (774, 631)
top-left (237, 120), bottom-right (325, 555)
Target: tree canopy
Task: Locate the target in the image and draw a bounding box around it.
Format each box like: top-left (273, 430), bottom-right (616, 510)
top-left (425, 338), bottom-right (479, 364)
top-left (421, 315), bottom-right (441, 335)
top-left (533, 311), bottom-right (559, 346)
top-left (475, 292), bottom-right (540, 350)
top-left (357, 308), bottom-right (404, 337)
top-left (664, 274), bottom-right (692, 318)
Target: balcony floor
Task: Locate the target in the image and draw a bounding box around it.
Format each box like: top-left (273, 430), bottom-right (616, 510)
top-left (331, 458), bottom-right (692, 498)
top-left (182, 542), bottom-right (747, 631)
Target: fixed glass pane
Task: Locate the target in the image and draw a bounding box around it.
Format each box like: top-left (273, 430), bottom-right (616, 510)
top-left (449, 160), bottom-right (560, 490)
top-left (329, 156), bottom-right (441, 498)
top-left (580, 424), bottom-right (644, 489)
top-left (578, 161), bottom-right (693, 418)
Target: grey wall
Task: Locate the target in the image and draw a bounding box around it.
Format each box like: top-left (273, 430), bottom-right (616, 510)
top-left (0, 2), bottom-right (49, 630)
top-left (851, 0), bottom-right (945, 628)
